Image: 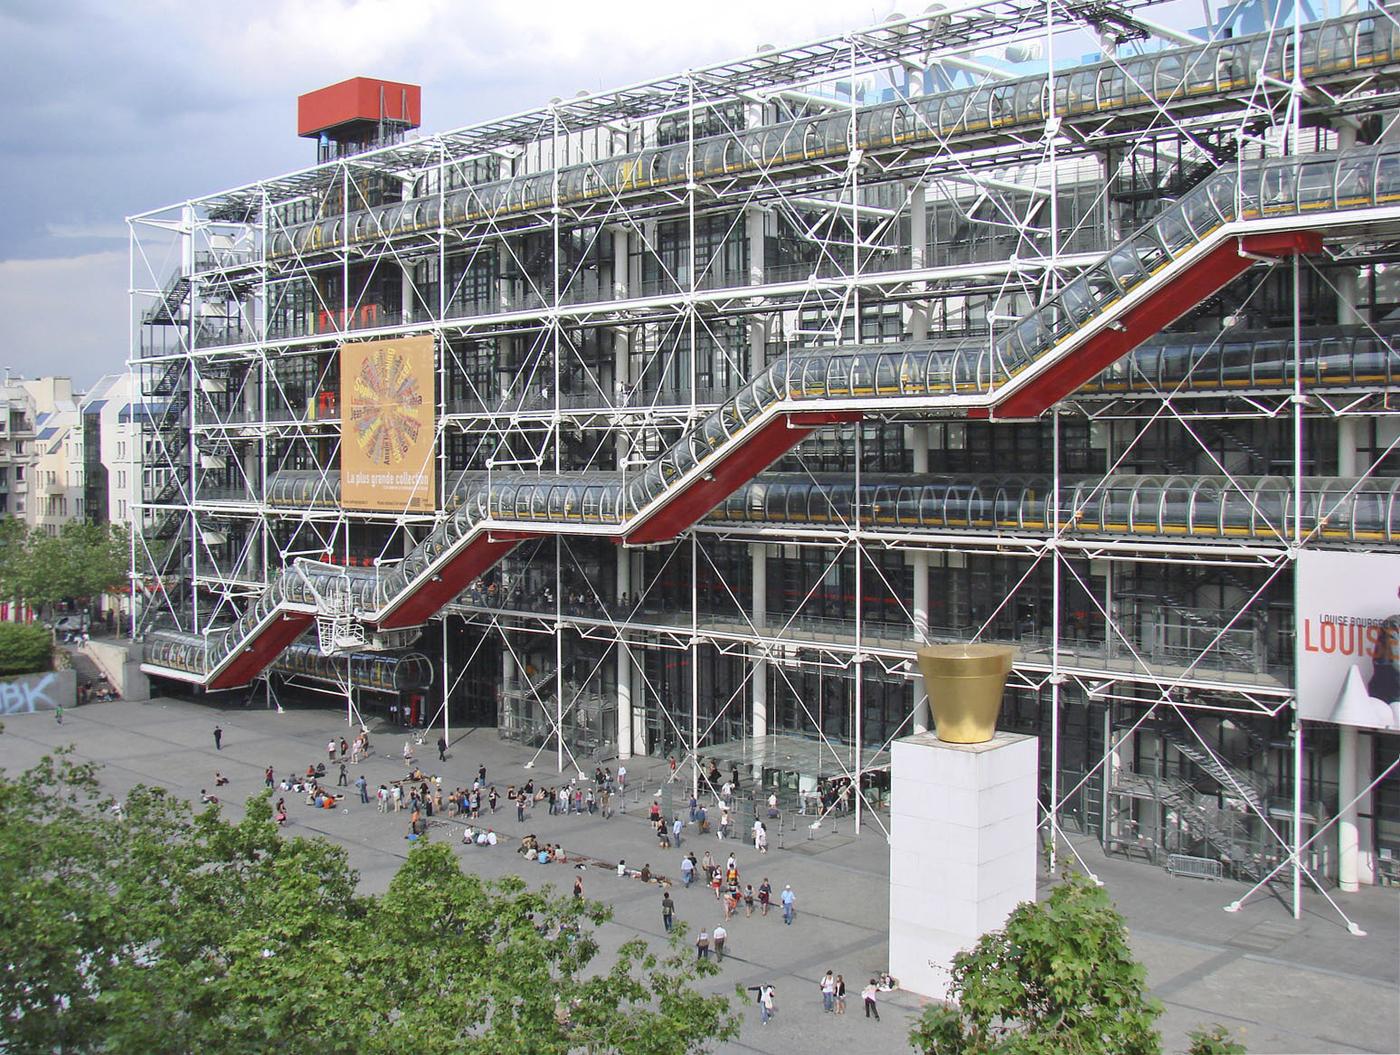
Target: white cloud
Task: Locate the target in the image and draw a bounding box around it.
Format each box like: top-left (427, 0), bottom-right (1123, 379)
top-left (0, 251), bottom-right (129, 388)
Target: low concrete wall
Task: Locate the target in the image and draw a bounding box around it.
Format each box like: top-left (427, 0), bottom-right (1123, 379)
top-left (0, 669), bottom-right (76, 714)
top-left (85, 639), bottom-right (151, 703)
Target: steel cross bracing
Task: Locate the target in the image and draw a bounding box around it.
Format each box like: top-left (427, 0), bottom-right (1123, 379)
top-left (131, 0), bottom-right (1400, 918)
top-left (174, 0), bottom-right (1163, 218)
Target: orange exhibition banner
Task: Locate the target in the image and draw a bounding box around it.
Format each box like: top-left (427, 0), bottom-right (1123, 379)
top-left (339, 335), bottom-right (436, 513)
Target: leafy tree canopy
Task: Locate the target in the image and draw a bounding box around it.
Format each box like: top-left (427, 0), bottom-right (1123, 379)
top-left (909, 871), bottom-right (1242, 1055)
top-left (0, 520), bottom-right (129, 609)
top-left (0, 750), bottom-right (737, 1055)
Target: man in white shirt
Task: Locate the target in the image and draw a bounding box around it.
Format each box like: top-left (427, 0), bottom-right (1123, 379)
top-left (712, 923), bottom-right (727, 962)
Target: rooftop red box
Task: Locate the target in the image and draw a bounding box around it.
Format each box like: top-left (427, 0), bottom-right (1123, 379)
top-left (297, 77), bottom-right (421, 139)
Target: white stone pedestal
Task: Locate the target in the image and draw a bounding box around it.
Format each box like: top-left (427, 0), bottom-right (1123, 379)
top-left (888, 730), bottom-right (1038, 1003)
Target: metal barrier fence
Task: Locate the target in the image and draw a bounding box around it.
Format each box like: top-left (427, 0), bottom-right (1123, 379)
top-left (1167, 853), bottom-right (1223, 881)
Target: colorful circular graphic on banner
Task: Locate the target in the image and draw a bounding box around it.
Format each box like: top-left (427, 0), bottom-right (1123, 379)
top-left (349, 347), bottom-right (425, 465)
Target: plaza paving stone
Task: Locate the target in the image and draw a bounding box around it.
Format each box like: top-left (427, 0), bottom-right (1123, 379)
top-left (0, 697), bottom-right (1395, 1054)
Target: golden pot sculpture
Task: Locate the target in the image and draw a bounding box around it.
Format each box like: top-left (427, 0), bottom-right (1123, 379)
top-left (916, 644), bottom-right (1016, 744)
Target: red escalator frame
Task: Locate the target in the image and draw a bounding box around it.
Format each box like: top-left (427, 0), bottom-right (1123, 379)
top-left (208, 612), bottom-right (316, 691)
top-left (985, 231), bottom-right (1323, 420)
top-left (624, 410), bottom-right (863, 544)
top-left (377, 531), bottom-right (538, 630)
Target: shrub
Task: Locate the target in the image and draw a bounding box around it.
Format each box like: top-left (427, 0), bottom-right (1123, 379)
top-left (0, 622), bottom-right (53, 677)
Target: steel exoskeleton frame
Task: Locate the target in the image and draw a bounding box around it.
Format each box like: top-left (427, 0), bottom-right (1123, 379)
top-left (129, 0), bottom-right (1400, 924)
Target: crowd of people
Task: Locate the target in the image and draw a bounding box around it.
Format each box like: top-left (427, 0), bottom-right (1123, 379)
top-left (214, 724), bottom-right (893, 1032)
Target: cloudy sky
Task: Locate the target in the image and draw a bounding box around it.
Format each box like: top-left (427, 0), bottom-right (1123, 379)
top-left (0, 0), bottom-right (912, 388)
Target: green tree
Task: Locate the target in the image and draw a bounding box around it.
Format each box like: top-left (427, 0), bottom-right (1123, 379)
top-left (0, 521), bottom-right (129, 611)
top-left (0, 517), bottom-right (27, 602)
top-left (0, 749), bottom-right (738, 1054)
top-left (1186, 1025), bottom-right (1247, 1054)
top-left (0, 622), bottom-right (52, 675)
top-left (909, 871), bottom-right (1163, 1055)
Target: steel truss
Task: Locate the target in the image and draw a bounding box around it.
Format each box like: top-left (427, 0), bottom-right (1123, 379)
top-left (131, 0), bottom-right (1400, 922)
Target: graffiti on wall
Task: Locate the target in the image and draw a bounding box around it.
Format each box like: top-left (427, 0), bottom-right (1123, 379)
top-left (0, 673), bottom-right (60, 714)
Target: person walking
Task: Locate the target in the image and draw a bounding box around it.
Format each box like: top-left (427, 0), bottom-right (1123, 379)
top-left (672, 814), bottom-right (684, 848)
top-left (339, 736), bottom-right (348, 758)
top-left (821, 970), bottom-right (836, 1013)
top-left (712, 923), bottom-right (727, 962)
top-left (377, 785), bottom-right (389, 813)
top-left (661, 892), bottom-right (675, 933)
top-left (743, 884), bottom-right (755, 917)
top-left (758, 878), bottom-right (772, 916)
top-left (437, 736), bottom-right (447, 762)
top-left (517, 794), bottom-right (526, 823)
top-left (355, 774), bottom-right (369, 804)
top-left (573, 876), bottom-right (583, 901)
top-left (755, 822), bottom-right (768, 854)
top-left (337, 763), bottom-right (348, 787)
top-left (327, 738), bottom-right (337, 763)
top-left (213, 725), bottom-right (222, 750)
top-left (695, 928), bottom-right (710, 961)
top-left (264, 765), bottom-right (274, 788)
top-left (861, 979), bottom-right (880, 1020)
top-left (54, 704), bottom-right (62, 725)
top-left (680, 853), bottom-right (695, 888)
top-left (758, 984), bottom-right (775, 1025)
top-left (780, 884), bottom-right (795, 925)
top-left (835, 974), bottom-right (847, 1014)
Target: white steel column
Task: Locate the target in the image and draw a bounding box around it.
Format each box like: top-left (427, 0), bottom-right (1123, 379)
top-left (747, 206), bottom-right (766, 286)
top-left (1339, 726), bottom-right (1360, 892)
top-left (909, 182), bottom-right (929, 341)
top-left (401, 176), bottom-right (416, 324)
top-left (502, 646), bottom-right (516, 736)
top-left (617, 548), bottom-right (633, 761)
top-left (752, 543), bottom-right (768, 742)
top-left (909, 424), bottom-right (931, 733)
top-left (632, 628), bottom-right (647, 756)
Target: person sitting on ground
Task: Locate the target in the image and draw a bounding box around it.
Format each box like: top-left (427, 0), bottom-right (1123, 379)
top-left (214, 772), bottom-right (229, 787)
top-left (617, 859), bottom-right (628, 877)
top-left (639, 863), bottom-right (652, 883)
top-left (314, 762), bottom-right (326, 778)
top-left (305, 764), bottom-right (316, 779)
top-left (537, 844), bottom-right (551, 864)
top-left (463, 825), bottom-right (479, 845)
top-left (519, 834), bottom-right (538, 856)
top-left (199, 790), bottom-right (218, 805)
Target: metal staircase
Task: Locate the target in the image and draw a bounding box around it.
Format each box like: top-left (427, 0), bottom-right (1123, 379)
top-left (143, 276), bottom-right (192, 326)
top-left (141, 145), bottom-right (1400, 690)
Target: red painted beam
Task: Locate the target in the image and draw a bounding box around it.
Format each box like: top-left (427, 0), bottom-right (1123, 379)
top-left (625, 410), bottom-right (862, 544)
top-left (991, 230), bottom-right (1324, 420)
top-left (209, 612), bottom-right (315, 691)
top-left (377, 532), bottom-right (536, 629)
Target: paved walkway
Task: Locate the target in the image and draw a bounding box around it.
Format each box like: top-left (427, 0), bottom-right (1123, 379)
top-left (0, 698), bottom-right (1394, 1054)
